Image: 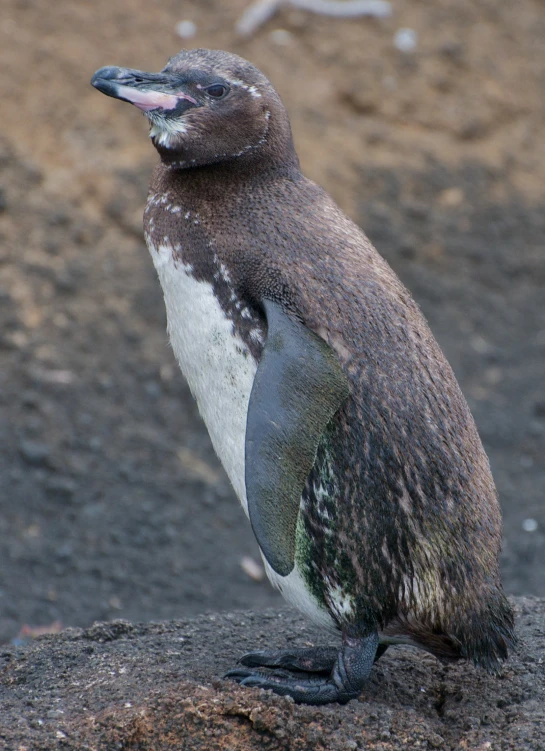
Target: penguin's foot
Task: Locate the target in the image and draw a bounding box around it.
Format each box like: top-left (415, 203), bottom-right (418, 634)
top-left (225, 632), bottom-right (380, 705)
top-left (234, 642), bottom-right (388, 673)
top-left (237, 645), bottom-right (338, 673)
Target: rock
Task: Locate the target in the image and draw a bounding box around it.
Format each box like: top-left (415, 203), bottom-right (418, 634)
top-left (18, 439), bottom-right (51, 467)
top-left (44, 476), bottom-right (77, 502)
top-left (0, 599), bottom-right (543, 750)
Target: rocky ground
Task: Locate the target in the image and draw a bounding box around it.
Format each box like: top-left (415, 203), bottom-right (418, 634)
top-left (1, 599), bottom-right (544, 750)
top-left (0, 0), bottom-right (544, 744)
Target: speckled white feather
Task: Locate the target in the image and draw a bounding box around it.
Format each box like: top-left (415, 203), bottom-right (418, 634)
top-left (147, 240), bottom-right (256, 513)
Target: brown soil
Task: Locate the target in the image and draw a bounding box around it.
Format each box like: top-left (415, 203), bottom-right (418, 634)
top-left (1, 0), bottom-right (544, 649)
top-left (1, 600), bottom-right (544, 750)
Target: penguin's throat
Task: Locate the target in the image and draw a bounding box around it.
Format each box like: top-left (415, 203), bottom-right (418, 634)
top-left (148, 113), bottom-right (191, 149)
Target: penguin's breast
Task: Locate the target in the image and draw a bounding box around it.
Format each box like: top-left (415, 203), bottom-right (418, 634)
top-left (146, 236), bottom-right (259, 516)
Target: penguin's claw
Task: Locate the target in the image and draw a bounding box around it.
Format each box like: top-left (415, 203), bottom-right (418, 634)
top-left (238, 646), bottom-right (338, 673)
top-left (225, 667), bottom-right (294, 683)
top-left (225, 633), bottom-right (381, 705)
top-left (224, 666), bottom-right (353, 705)
top-left (237, 643), bottom-right (389, 673)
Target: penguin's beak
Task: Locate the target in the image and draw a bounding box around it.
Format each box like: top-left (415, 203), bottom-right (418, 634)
top-left (91, 66), bottom-right (198, 113)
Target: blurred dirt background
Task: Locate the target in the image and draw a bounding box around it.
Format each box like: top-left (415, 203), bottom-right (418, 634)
top-left (0, 0), bottom-right (544, 645)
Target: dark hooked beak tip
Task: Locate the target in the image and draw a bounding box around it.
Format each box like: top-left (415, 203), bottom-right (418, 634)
top-left (91, 66), bottom-right (122, 84)
top-left (91, 66), bottom-right (126, 97)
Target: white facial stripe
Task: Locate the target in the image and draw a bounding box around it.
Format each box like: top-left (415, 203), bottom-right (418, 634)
top-left (229, 78), bottom-right (262, 99)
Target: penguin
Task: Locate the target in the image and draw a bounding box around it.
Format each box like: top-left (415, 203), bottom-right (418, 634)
top-left (91, 49), bottom-right (515, 705)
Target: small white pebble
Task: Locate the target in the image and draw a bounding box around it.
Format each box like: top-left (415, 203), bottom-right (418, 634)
top-left (522, 518), bottom-right (538, 533)
top-left (240, 555), bottom-right (265, 581)
top-left (394, 28), bottom-right (418, 53)
top-left (438, 187), bottom-right (465, 207)
top-left (176, 20), bottom-right (197, 39)
top-left (269, 28), bottom-right (293, 45)
top-left (470, 335), bottom-right (492, 354)
top-left (37, 369), bottom-right (75, 385)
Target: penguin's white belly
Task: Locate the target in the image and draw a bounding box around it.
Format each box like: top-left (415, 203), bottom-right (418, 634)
top-left (149, 241), bottom-right (256, 514)
top-left (148, 239), bottom-right (337, 632)
top-left (264, 560), bottom-right (337, 633)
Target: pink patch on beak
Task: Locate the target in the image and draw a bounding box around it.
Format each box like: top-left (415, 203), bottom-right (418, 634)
top-left (115, 85), bottom-right (197, 112)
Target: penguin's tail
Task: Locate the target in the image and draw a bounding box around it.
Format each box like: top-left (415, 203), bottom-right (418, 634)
top-left (445, 588), bottom-right (517, 672)
top-left (383, 588), bottom-right (516, 671)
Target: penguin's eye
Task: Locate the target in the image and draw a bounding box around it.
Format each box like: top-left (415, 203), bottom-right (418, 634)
top-left (205, 84), bottom-right (229, 99)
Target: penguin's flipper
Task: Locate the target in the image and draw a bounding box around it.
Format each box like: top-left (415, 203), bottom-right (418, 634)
top-left (245, 299), bottom-right (350, 577)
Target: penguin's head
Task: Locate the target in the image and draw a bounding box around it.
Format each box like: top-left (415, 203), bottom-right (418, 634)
top-left (91, 49), bottom-right (297, 170)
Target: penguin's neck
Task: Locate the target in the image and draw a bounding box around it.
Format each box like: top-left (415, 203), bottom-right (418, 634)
top-left (145, 158), bottom-right (271, 356)
top-left (150, 155), bottom-right (300, 214)
top-left (152, 105), bottom-right (300, 176)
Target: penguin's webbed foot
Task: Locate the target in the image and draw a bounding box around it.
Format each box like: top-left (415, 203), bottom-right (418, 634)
top-left (237, 645), bottom-right (338, 673)
top-left (225, 665), bottom-right (350, 704)
top-left (225, 632), bottom-right (380, 705)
